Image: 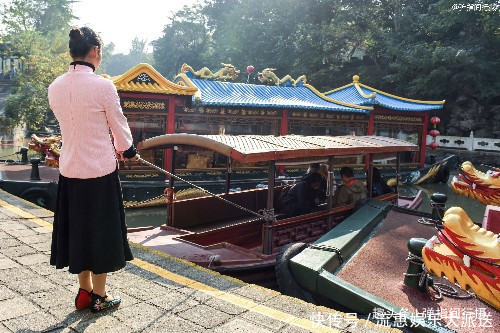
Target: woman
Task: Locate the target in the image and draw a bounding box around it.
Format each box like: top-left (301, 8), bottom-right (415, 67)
top-left (49, 27), bottom-right (138, 313)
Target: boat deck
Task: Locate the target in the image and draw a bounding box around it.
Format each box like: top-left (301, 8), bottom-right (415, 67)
top-left (337, 209), bottom-right (499, 332)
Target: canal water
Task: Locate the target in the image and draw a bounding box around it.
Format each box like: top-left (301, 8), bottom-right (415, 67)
top-left (124, 171), bottom-right (488, 229)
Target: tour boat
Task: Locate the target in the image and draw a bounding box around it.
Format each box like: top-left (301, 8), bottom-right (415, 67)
top-left (127, 133), bottom-right (420, 287)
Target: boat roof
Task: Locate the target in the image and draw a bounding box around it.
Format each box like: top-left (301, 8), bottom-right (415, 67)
top-left (137, 134), bottom-right (418, 163)
top-left (324, 75), bottom-right (445, 112)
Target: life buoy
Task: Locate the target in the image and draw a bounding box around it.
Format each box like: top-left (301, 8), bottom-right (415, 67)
top-left (275, 242), bottom-right (315, 303)
top-left (20, 187), bottom-right (50, 208)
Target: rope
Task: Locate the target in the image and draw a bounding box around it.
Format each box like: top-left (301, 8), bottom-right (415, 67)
top-left (138, 158), bottom-right (275, 223)
top-left (307, 244), bottom-right (343, 264)
top-left (123, 194), bottom-right (165, 209)
top-left (404, 253), bottom-right (475, 300)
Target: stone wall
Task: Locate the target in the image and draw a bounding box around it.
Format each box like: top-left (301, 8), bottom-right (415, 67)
top-left (426, 148), bottom-right (499, 168)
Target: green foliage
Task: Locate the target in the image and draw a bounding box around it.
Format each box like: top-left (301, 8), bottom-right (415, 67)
top-left (101, 38), bottom-right (153, 76)
top-left (0, 0), bottom-right (74, 131)
top-left (152, 0), bottom-right (500, 135)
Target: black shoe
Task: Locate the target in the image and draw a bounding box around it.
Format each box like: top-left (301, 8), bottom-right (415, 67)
top-left (90, 292), bottom-right (121, 313)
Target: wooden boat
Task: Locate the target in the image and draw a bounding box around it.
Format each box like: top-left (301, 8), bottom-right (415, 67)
top-left (128, 134), bottom-right (419, 287)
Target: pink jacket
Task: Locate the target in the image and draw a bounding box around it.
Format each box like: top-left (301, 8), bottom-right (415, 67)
top-left (48, 64), bottom-right (133, 179)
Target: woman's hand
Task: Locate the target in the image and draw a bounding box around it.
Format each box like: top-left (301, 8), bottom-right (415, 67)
top-left (124, 153), bottom-right (140, 162)
top-left (116, 151), bottom-right (140, 162)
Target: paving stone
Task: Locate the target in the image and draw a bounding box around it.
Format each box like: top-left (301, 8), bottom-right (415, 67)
top-left (32, 226), bottom-right (53, 234)
top-left (47, 306), bottom-right (95, 325)
top-left (111, 301), bottom-right (164, 331)
top-left (151, 275), bottom-right (186, 291)
top-left (0, 222), bottom-right (29, 231)
top-left (146, 290), bottom-right (200, 313)
top-left (263, 295), bottom-right (317, 320)
top-left (0, 231), bottom-right (10, 239)
top-left (144, 313), bottom-right (205, 332)
top-left (70, 313), bottom-right (129, 333)
top-left (4, 228), bottom-right (38, 238)
top-left (214, 318), bottom-right (274, 333)
top-left (28, 286), bottom-right (73, 309)
top-left (177, 304), bottom-right (232, 329)
top-left (0, 266), bottom-right (38, 283)
top-left (18, 233), bottom-right (51, 245)
top-left (0, 244), bottom-right (37, 257)
top-left (16, 253), bottom-right (48, 266)
top-left (27, 263), bottom-right (58, 276)
top-left (0, 238), bottom-right (23, 250)
top-left (0, 258), bottom-right (19, 270)
top-left (47, 270), bottom-right (78, 286)
top-left (28, 241), bottom-right (52, 252)
top-left (203, 297), bottom-right (247, 315)
top-left (0, 285), bottom-right (17, 301)
top-left (2, 310), bottom-right (62, 332)
top-left (231, 284), bottom-right (279, 303)
top-left (0, 297), bottom-right (39, 321)
top-left (239, 311), bottom-right (288, 332)
top-left (9, 276), bottom-right (57, 295)
top-left (177, 287), bottom-right (214, 303)
top-left (280, 324), bottom-right (315, 333)
top-left (111, 278), bottom-right (171, 301)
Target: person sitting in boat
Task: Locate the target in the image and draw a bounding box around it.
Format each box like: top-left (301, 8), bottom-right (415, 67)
top-left (301, 163), bottom-right (328, 204)
top-left (301, 162), bottom-right (320, 178)
top-left (332, 167), bottom-right (368, 207)
top-left (371, 167), bottom-right (393, 197)
top-left (282, 172), bottom-right (324, 217)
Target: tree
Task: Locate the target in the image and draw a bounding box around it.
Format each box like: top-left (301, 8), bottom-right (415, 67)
top-left (102, 38), bottom-right (153, 76)
top-left (0, 0), bottom-right (74, 131)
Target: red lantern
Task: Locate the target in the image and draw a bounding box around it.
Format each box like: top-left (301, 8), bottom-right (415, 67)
top-left (429, 142), bottom-right (439, 149)
top-left (246, 65), bottom-right (254, 74)
top-left (429, 129), bottom-right (440, 137)
top-left (430, 117), bottom-right (441, 125)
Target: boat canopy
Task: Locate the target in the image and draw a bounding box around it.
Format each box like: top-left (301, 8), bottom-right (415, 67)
top-left (137, 134), bottom-right (418, 163)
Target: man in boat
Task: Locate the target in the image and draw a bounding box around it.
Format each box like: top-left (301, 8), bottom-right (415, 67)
top-left (332, 167), bottom-right (368, 207)
top-left (282, 172), bottom-right (324, 217)
top-left (301, 163), bottom-right (328, 204)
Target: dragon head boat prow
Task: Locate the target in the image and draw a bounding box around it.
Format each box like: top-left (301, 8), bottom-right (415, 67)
top-left (451, 161), bottom-right (500, 206)
top-left (422, 207), bottom-right (500, 309)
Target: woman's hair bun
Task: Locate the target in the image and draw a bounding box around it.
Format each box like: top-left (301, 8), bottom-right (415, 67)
top-left (69, 28), bottom-right (83, 40)
top-left (68, 26), bottom-right (102, 58)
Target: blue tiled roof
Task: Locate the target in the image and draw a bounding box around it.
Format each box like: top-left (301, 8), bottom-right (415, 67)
top-left (189, 79), bottom-right (369, 114)
top-left (325, 85), bottom-right (443, 112)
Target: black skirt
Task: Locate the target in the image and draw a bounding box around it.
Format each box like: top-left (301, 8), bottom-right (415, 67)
top-left (50, 169), bottom-right (133, 274)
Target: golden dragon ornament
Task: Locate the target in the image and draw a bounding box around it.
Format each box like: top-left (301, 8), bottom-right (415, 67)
top-left (451, 161), bottom-right (500, 206)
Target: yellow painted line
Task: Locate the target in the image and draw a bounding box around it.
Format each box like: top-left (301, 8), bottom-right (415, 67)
top-left (132, 257), bottom-right (340, 333)
top-left (0, 194), bottom-right (395, 332)
top-left (0, 199), bottom-right (53, 230)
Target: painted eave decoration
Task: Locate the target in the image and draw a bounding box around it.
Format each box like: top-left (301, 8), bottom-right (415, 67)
top-left (324, 75), bottom-right (446, 112)
top-left (110, 63), bottom-right (198, 95)
top-left (174, 65), bottom-right (373, 114)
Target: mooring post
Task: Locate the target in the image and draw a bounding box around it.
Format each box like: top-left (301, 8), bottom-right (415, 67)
top-left (30, 158), bottom-right (41, 181)
top-left (19, 147), bottom-right (28, 164)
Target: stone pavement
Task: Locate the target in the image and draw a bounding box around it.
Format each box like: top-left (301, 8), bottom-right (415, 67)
top-left (0, 189), bottom-right (399, 333)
